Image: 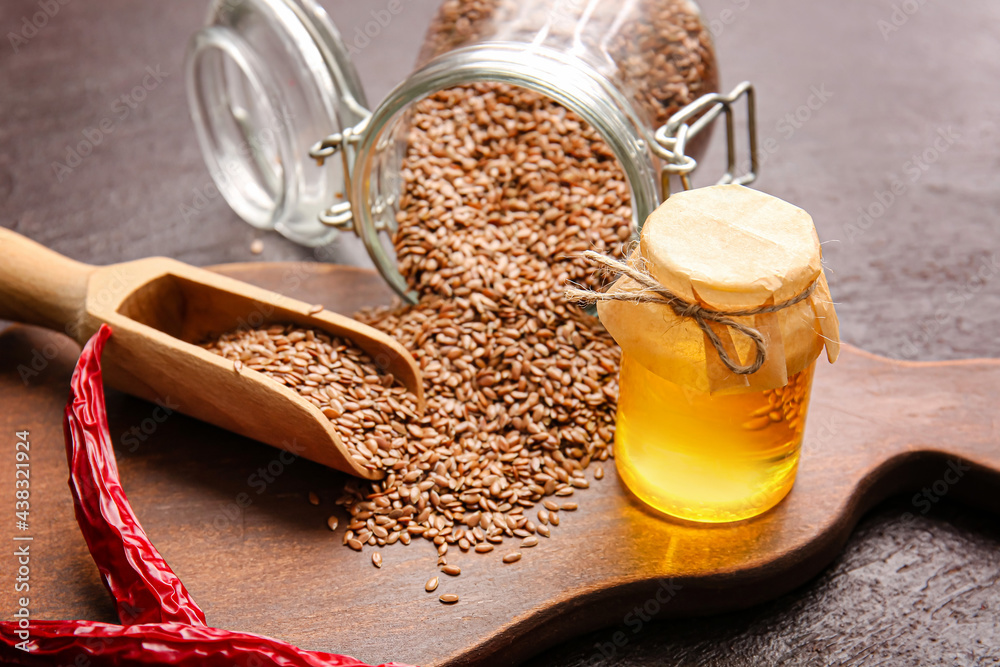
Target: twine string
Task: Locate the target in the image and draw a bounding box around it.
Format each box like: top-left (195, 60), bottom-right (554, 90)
top-left (566, 250), bottom-right (817, 375)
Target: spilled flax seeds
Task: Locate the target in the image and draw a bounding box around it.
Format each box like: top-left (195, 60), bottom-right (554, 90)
top-left (346, 83), bottom-right (630, 560)
top-left (204, 84), bottom-right (638, 580)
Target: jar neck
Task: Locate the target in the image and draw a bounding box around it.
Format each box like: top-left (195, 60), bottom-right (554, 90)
top-left (351, 43), bottom-right (662, 302)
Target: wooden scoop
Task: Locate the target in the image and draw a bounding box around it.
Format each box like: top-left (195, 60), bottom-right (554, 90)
top-left (0, 228), bottom-right (423, 480)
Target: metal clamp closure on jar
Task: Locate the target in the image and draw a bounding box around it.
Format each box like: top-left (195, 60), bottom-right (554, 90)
top-left (652, 80), bottom-right (759, 199)
top-left (308, 117), bottom-right (370, 230)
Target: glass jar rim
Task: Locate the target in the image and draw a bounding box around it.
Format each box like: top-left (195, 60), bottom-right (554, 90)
top-left (351, 42), bottom-right (663, 303)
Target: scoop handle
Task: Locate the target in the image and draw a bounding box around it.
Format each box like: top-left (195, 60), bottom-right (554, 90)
top-left (0, 228), bottom-right (95, 337)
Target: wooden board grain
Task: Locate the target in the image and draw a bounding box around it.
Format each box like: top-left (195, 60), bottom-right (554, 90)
top-left (0, 263), bottom-right (997, 667)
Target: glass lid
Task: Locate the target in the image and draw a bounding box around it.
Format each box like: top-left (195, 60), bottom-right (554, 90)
top-left (185, 0), bottom-right (369, 246)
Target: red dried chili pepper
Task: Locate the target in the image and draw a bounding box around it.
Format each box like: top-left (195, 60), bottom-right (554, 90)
top-left (0, 620), bottom-right (400, 667)
top-left (0, 325), bottom-right (416, 667)
top-left (62, 324), bottom-right (206, 627)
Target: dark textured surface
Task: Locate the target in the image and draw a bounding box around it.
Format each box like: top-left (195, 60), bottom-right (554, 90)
top-left (528, 499), bottom-right (1000, 667)
top-left (1, 0), bottom-right (998, 665)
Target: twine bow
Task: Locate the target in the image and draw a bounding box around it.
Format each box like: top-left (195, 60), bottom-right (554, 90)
top-left (566, 251), bottom-right (817, 375)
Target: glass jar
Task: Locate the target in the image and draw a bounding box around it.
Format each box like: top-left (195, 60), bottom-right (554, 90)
top-left (596, 184), bottom-right (841, 523)
top-left (615, 354), bottom-right (817, 523)
top-left (185, 0), bottom-right (741, 302)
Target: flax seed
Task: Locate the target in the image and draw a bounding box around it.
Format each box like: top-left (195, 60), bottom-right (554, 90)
top-left (742, 416), bottom-right (771, 431)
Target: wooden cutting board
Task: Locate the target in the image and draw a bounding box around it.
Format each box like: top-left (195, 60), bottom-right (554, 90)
top-left (1, 263), bottom-right (997, 667)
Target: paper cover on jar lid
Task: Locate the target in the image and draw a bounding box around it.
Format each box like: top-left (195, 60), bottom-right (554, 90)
top-left (597, 184), bottom-right (840, 394)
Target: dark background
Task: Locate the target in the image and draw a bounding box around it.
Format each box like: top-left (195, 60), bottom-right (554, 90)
top-left (1, 0), bottom-right (999, 664)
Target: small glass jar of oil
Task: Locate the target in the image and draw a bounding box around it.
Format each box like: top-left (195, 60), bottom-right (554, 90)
top-left (597, 184), bottom-right (841, 523)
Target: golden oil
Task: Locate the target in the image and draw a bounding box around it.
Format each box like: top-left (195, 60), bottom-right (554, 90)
top-left (614, 354), bottom-right (816, 523)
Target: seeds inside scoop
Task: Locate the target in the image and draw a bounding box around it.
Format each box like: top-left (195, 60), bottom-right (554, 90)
top-left (201, 324), bottom-right (422, 474)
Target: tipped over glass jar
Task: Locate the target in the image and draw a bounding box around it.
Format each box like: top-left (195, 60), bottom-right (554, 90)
top-left (184, 0), bottom-right (754, 301)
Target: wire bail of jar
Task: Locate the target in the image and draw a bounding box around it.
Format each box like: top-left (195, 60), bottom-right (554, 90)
top-left (308, 114), bottom-right (373, 233)
top-left (651, 81), bottom-right (759, 201)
